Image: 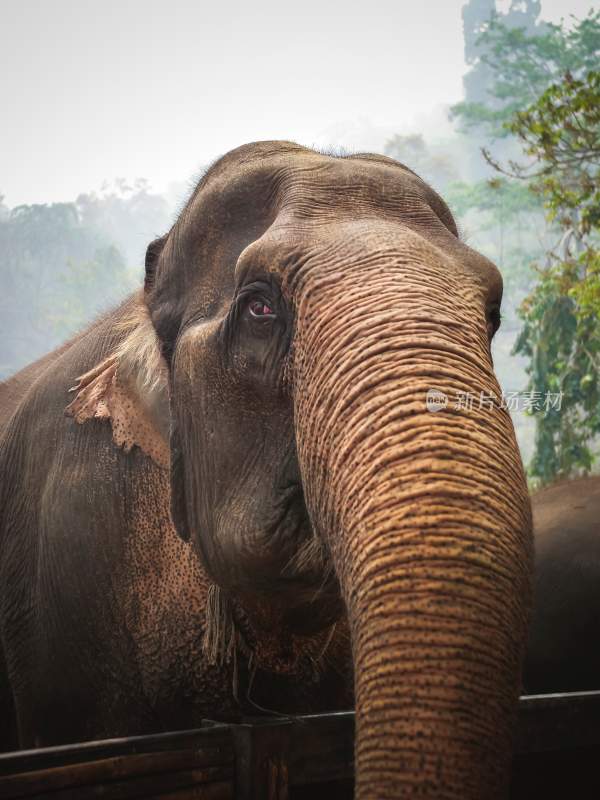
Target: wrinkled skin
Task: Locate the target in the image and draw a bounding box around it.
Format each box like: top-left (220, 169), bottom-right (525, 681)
top-left (524, 476), bottom-right (600, 694)
top-left (0, 142), bottom-right (532, 799)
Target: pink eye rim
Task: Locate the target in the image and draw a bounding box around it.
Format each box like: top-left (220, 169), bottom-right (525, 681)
top-left (248, 298), bottom-right (276, 318)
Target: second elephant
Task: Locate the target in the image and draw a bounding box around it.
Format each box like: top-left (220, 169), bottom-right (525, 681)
top-left (524, 475), bottom-right (600, 694)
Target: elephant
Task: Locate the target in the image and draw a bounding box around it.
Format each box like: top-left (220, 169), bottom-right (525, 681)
top-left (523, 475), bottom-right (600, 694)
top-left (0, 141), bottom-right (533, 799)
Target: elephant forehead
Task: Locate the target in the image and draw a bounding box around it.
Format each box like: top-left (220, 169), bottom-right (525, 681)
top-left (236, 215), bottom-right (497, 304)
top-left (190, 143), bottom-right (455, 236)
top-left (153, 142), bottom-right (501, 326)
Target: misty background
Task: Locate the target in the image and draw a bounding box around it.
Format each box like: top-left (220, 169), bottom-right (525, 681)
top-left (1, 0), bottom-right (598, 467)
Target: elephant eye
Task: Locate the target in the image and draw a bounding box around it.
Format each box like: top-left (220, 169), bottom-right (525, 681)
top-left (249, 299), bottom-right (275, 318)
top-left (487, 305), bottom-right (501, 339)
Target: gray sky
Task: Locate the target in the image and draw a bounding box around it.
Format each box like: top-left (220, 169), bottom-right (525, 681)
top-left (1, 0), bottom-right (595, 206)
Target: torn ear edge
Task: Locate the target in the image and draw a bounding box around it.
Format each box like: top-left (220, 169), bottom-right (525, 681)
top-left (65, 298), bottom-right (170, 470)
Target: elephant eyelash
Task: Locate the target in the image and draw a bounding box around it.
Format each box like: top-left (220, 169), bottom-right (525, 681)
top-left (487, 307), bottom-right (502, 337)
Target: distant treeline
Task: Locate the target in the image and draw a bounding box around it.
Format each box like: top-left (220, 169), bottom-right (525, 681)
top-left (0, 181), bottom-right (172, 379)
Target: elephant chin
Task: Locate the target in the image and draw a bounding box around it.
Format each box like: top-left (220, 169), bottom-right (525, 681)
top-left (291, 244), bottom-right (532, 798)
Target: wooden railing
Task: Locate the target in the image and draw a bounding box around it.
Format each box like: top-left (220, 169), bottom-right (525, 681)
top-left (1, 691), bottom-right (600, 798)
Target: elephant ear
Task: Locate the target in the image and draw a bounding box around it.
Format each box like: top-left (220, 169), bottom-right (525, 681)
top-left (144, 233), bottom-right (168, 293)
top-left (65, 303), bottom-right (170, 470)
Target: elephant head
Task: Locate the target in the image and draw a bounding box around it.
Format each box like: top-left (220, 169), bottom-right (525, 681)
top-left (144, 142), bottom-right (532, 798)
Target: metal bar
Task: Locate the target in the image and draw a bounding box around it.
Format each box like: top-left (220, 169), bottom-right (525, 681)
top-left (515, 690), bottom-right (600, 753)
top-left (0, 723), bottom-right (232, 776)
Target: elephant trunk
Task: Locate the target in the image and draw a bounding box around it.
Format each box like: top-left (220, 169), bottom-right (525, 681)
top-left (291, 241), bottom-right (532, 798)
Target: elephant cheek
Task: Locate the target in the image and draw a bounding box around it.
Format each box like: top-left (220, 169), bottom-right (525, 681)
top-left (292, 257), bottom-right (533, 798)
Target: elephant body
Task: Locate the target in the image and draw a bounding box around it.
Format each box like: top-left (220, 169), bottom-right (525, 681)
top-left (1, 142), bottom-right (533, 798)
top-left (0, 305), bottom-right (352, 750)
top-left (524, 476), bottom-right (600, 694)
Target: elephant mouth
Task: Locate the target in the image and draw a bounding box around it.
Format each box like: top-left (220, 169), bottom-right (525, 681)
top-left (230, 587), bottom-right (342, 677)
top-left (226, 482), bottom-right (341, 674)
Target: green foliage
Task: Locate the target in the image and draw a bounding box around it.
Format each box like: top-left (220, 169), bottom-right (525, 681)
top-left (515, 259), bottom-right (600, 486)
top-left (0, 202), bottom-right (109, 377)
top-left (506, 69), bottom-right (600, 485)
top-left (452, 9), bottom-right (600, 137)
top-left (0, 181), bottom-right (170, 379)
top-left (446, 9), bottom-right (600, 475)
top-left (503, 71), bottom-right (600, 231)
top-left (50, 245), bottom-right (139, 338)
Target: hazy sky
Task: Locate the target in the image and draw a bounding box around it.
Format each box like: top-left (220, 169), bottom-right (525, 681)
top-left (1, 0), bottom-right (595, 206)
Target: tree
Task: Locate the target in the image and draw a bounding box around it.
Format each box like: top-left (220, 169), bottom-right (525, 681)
top-left (445, 176), bottom-right (542, 293)
top-left (497, 70), bottom-right (600, 485)
top-left (453, 8), bottom-right (599, 138)
top-left (461, 0), bottom-right (545, 115)
top-left (0, 180), bottom-right (171, 379)
top-left (50, 245), bottom-right (138, 338)
top-left (384, 134), bottom-right (460, 192)
top-left (76, 178), bottom-right (171, 267)
top-left (446, 8), bottom-right (599, 478)
top-left (0, 202), bottom-right (105, 377)
top-left (447, 8), bottom-right (599, 296)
